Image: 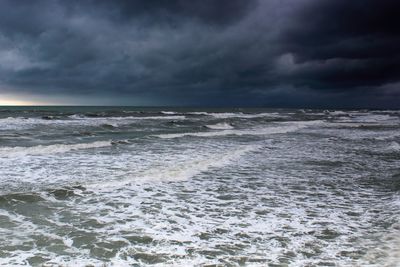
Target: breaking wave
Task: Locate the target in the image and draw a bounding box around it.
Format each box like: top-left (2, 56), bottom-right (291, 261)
top-left (90, 144), bottom-right (259, 188)
top-left (206, 112), bottom-right (285, 119)
top-left (0, 141), bottom-right (112, 157)
top-left (156, 121), bottom-right (322, 139)
top-left (205, 122), bottom-right (234, 130)
top-left (0, 115), bottom-right (186, 131)
top-left (389, 142), bottom-right (400, 151)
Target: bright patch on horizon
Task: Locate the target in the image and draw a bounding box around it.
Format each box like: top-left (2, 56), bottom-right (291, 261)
top-left (0, 96), bottom-right (36, 106)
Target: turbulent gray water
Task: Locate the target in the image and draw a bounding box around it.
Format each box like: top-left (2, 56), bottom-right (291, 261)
top-left (0, 107), bottom-right (399, 266)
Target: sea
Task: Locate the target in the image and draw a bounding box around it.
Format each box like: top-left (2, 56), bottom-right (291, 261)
top-left (0, 107), bottom-right (399, 266)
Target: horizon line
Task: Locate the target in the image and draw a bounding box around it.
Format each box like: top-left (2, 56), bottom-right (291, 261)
top-left (0, 105), bottom-right (398, 110)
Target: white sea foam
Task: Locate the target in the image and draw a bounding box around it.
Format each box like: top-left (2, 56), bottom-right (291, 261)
top-left (373, 133), bottom-right (400, 141)
top-left (0, 115), bottom-right (186, 130)
top-left (389, 142), bottom-right (400, 151)
top-left (69, 115), bottom-right (186, 121)
top-left (358, 197), bottom-right (400, 266)
top-left (68, 114), bottom-right (85, 119)
top-left (328, 110), bottom-right (349, 115)
top-left (160, 111), bottom-right (178, 115)
top-left (207, 112), bottom-right (285, 119)
top-left (0, 117), bottom-right (42, 130)
top-left (337, 114), bottom-right (397, 123)
top-left (134, 143), bottom-right (258, 181)
top-left (89, 144), bottom-right (259, 189)
top-left (183, 112), bottom-right (286, 118)
top-left (372, 110), bottom-right (400, 115)
top-left (205, 122), bottom-right (234, 130)
top-left (1, 110), bottom-right (399, 266)
top-left (0, 112), bottom-right (287, 132)
top-left (186, 111), bottom-right (209, 115)
top-left (156, 120), bottom-right (322, 139)
top-left (0, 141), bottom-right (112, 157)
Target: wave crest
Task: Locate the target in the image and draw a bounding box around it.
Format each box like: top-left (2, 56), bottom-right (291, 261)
top-left (0, 141), bottom-right (112, 157)
top-left (156, 121), bottom-right (322, 139)
top-left (205, 122), bottom-right (234, 130)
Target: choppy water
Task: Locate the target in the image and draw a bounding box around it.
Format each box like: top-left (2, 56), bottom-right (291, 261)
top-left (0, 107), bottom-right (399, 266)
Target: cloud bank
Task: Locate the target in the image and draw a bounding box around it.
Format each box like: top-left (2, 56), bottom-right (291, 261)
top-left (0, 0), bottom-right (398, 107)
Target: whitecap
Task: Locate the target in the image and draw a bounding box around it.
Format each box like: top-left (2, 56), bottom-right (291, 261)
top-left (337, 114), bottom-right (396, 123)
top-left (389, 142), bottom-right (400, 151)
top-left (329, 110), bottom-right (349, 115)
top-left (160, 111), bottom-right (178, 115)
top-left (89, 144), bottom-right (259, 188)
top-left (156, 120), bottom-right (323, 139)
top-left (0, 141), bottom-right (112, 157)
top-left (186, 112), bottom-right (209, 115)
top-left (0, 115), bottom-right (186, 131)
top-left (205, 122), bottom-right (234, 130)
top-left (208, 112), bottom-right (285, 119)
top-left (183, 112), bottom-right (286, 119)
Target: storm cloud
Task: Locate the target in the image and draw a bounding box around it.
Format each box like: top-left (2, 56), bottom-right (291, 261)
top-left (0, 0), bottom-right (399, 107)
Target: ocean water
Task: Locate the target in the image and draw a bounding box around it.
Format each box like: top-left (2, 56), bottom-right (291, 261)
top-left (0, 107), bottom-right (399, 266)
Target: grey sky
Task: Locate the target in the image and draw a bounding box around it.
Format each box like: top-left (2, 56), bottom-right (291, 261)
top-left (0, 0), bottom-right (399, 107)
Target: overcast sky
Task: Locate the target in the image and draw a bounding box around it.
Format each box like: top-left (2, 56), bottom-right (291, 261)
top-left (0, 0), bottom-right (399, 107)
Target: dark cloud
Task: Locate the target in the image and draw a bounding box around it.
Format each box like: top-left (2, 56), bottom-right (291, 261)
top-left (280, 0), bottom-right (400, 91)
top-left (0, 0), bottom-right (398, 107)
top-left (98, 0), bottom-right (257, 25)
